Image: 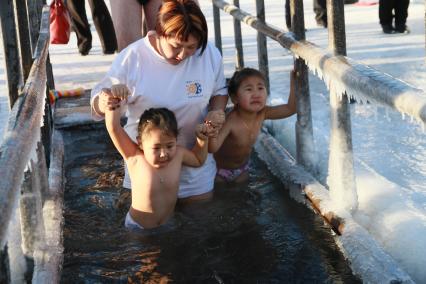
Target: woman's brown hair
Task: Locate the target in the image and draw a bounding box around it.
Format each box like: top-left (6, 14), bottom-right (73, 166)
top-left (156, 0), bottom-right (208, 54)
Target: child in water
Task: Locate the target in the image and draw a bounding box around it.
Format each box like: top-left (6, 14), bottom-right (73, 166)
top-left (209, 68), bottom-right (296, 183)
top-left (105, 84), bottom-right (213, 229)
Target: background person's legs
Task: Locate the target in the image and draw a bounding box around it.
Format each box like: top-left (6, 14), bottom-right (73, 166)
top-left (313, 0), bottom-right (327, 27)
top-left (109, 0), bottom-right (143, 51)
top-left (87, 0), bottom-right (117, 54)
top-left (142, 0), bottom-right (162, 30)
top-left (394, 0), bottom-right (410, 33)
top-left (67, 0), bottom-right (92, 55)
top-left (379, 0), bottom-right (394, 33)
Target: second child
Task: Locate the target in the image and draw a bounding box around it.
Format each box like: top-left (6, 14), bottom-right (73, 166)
top-left (209, 68), bottom-right (296, 183)
top-left (105, 85), bottom-right (212, 229)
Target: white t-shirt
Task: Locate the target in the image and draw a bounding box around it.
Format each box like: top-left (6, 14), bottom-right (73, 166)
top-left (91, 34), bottom-right (228, 198)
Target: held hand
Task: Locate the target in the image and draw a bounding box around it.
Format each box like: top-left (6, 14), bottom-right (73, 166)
top-left (204, 109), bottom-right (225, 129)
top-left (111, 84), bottom-right (131, 101)
top-left (99, 88), bottom-right (121, 112)
top-left (195, 123), bottom-right (210, 141)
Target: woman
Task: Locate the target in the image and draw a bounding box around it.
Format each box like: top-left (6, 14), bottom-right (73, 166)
top-left (91, 0), bottom-right (228, 201)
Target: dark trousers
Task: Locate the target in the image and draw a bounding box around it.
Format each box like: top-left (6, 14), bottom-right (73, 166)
top-left (313, 0), bottom-right (327, 26)
top-left (379, 0), bottom-right (409, 29)
top-left (67, 0), bottom-right (117, 53)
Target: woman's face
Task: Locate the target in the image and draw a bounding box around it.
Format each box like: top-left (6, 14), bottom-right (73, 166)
top-left (158, 34), bottom-right (199, 65)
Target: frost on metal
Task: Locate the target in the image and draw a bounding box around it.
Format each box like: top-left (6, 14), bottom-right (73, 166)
top-left (254, 131), bottom-right (414, 283)
top-left (301, 49), bottom-right (426, 128)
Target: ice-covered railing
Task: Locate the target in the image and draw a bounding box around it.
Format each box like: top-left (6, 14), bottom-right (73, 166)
top-left (0, 4), bottom-right (62, 283)
top-left (211, 0), bottom-right (426, 125)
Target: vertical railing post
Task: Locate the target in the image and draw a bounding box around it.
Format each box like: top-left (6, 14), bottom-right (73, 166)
top-left (290, 0), bottom-right (317, 175)
top-left (255, 0), bottom-right (270, 93)
top-left (233, 0), bottom-right (244, 70)
top-left (15, 0), bottom-right (33, 82)
top-left (26, 0), bottom-right (43, 53)
top-left (20, 143), bottom-right (48, 278)
top-left (0, 246), bottom-right (10, 283)
top-left (0, 0), bottom-right (22, 108)
top-left (212, 3), bottom-right (223, 54)
top-left (327, 0), bottom-right (358, 212)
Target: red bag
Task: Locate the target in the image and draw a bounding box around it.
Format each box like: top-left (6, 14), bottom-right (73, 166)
top-left (50, 0), bottom-right (71, 44)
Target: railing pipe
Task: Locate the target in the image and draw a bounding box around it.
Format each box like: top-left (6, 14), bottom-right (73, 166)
top-left (210, 0), bottom-right (426, 125)
top-left (0, 0), bottom-right (22, 108)
top-left (0, 7), bottom-right (50, 246)
top-left (213, 3), bottom-right (223, 54)
top-left (290, 0), bottom-right (317, 175)
top-left (255, 0), bottom-right (270, 93)
top-left (327, 0), bottom-right (358, 212)
top-left (233, 0), bottom-right (244, 70)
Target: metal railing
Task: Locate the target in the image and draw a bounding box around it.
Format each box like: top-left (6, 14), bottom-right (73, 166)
top-left (0, 3), bottom-right (58, 282)
top-left (211, 0), bottom-right (426, 212)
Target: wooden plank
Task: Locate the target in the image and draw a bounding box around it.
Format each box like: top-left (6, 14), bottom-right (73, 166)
top-left (53, 90), bottom-right (103, 129)
top-left (32, 130), bottom-right (64, 284)
top-left (254, 132), bottom-right (414, 283)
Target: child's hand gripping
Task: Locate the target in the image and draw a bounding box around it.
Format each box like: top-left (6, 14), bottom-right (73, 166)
top-left (195, 122), bottom-right (216, 141)
top-left (204, 109), bottom-right (225, 138)
top-left (100, 84), bottom-right (131, 112)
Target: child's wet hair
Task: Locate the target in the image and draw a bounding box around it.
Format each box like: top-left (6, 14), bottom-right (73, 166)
top-left (228, 68), bottom-right (266, 101)
top-left (137, 108), bottom-right (179, 141)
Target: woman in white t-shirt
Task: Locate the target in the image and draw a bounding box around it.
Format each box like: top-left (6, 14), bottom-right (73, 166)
top-left (91, 0), bottom-right (228, 201)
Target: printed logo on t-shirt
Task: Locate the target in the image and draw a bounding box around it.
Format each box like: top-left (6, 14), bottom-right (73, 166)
top-left (186, 81), bottom-right (203, 98)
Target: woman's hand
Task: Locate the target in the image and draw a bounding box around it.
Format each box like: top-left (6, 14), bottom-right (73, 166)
top-left (196, 122), bottom-right (218, 140)
top-left (99, 84), bottom-right (130, 112)
top-left (204, 109), bottom-right (225, 130)
top-left (111, 84), bottom-right (131, 101)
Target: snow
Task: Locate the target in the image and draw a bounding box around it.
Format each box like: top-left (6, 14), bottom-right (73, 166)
top-left (1, 0), bottom-right (425, 282)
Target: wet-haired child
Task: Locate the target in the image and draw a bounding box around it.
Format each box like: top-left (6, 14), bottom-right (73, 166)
top-left (105, 85), bottom-right (212, 229)
top-left (209, 68), bottom-right (296, 183)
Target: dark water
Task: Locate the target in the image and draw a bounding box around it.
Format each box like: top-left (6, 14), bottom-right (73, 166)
top-left (61, 125), bottom-right (360, 283)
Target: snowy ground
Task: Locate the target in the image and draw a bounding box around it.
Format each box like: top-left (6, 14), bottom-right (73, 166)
top-left (1, 0), bottom-right (425, 282)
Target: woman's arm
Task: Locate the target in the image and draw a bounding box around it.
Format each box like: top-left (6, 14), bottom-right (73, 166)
top-left (90, 49), bottom-right (131, 120)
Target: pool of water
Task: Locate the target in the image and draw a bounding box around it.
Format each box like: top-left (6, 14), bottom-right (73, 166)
top-left (61, 125), bottom-right (360, 283)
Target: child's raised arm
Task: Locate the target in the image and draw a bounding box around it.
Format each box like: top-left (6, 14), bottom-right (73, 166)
top-left (104, 85), bottom-right (138, 160)
top-left (208, 118), bottom-right (231, 153)
top-left (182, 124), bottom-right (210, 167)
top-left (264, 70), bottom-right (297, 120)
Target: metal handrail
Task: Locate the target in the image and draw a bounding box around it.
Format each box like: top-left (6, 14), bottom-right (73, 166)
top-left (0, 6), bottom-right (50, 246)
top-left (212, 0), bottom-right (426, 125)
